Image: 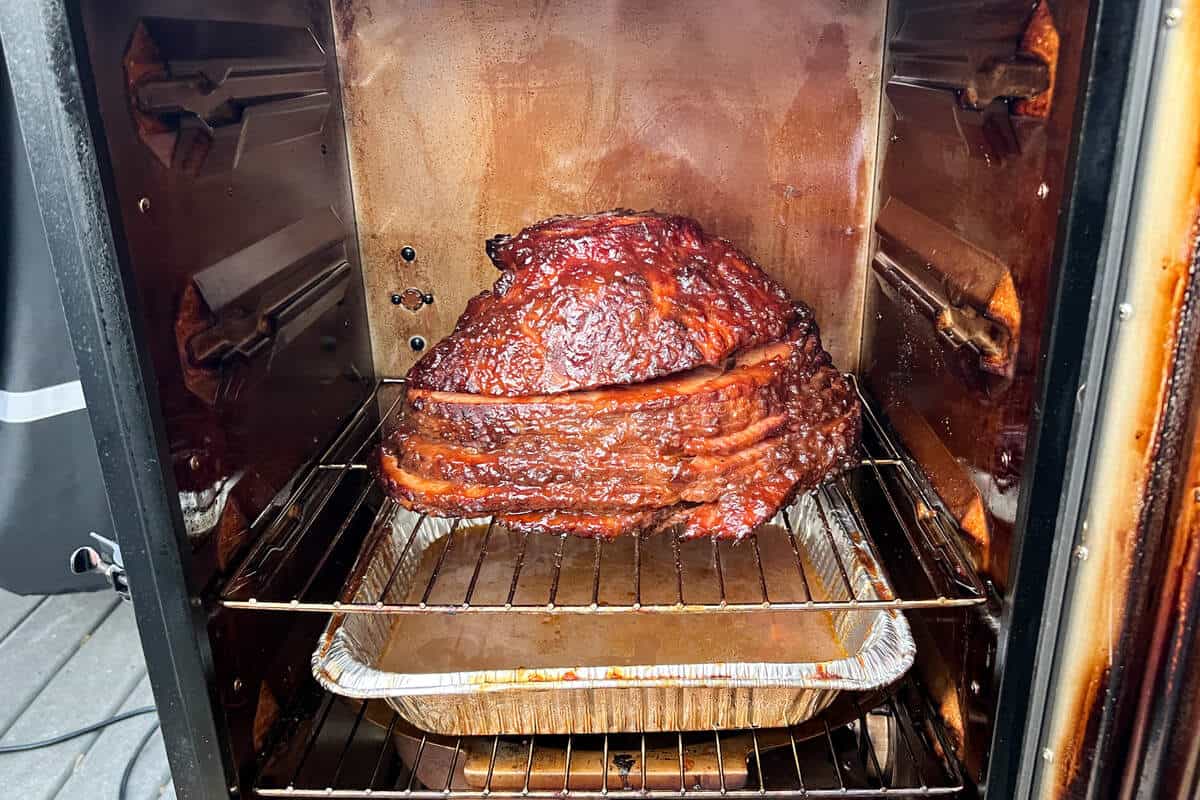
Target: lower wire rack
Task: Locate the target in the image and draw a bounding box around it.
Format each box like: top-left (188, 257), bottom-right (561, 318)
top-left (254, 679), bottom-right (963, 799)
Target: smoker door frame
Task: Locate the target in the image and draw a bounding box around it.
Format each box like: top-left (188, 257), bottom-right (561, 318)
top-left (981, 0), bottom-right (1163, 798)
top-left (0, 2), bottom-right (233, 798)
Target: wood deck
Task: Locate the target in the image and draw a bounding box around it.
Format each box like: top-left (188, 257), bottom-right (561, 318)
top-left (0, 588), bottom-right (175, 799)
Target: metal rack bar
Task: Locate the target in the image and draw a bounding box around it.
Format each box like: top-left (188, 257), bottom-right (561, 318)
top-left (854, 700), bottom-right (884, 789)
top-left (330, 700), bottom-right (370, 789)
top-left (249, 387), bottom-right (405, 593)
top-left (714, 731), bottom-right (727, 795)
top-left (563, 735), bottom-right (574, 795)
top-left (820, 721), bottom-right (846, 792)
top-left (749, 729), bottom-right (766, 796)
top-left (297, 481), bottom-right (374, 602)
top-left (548, 534), bottom-right (568, 607)
top-left (591, 538), bottom-right (603, 609)
top-left (671, 532), bottom-right (686, 606)
top-left (377, 512), bottom-right (425, 604)
top-left (287, 694), bottom-right (335, 789)
top-left (640, 735), bottom-right (648, 795)
top-left (633, 533), bottom-right (643, 609)
top-left (465, 518), bottom-right (497, 607)
top-left (406, 735), bottom-right (428, 793)
top-left (712, 539), bottom-right (727, 606)
top-left (812, 490), bottom-right (858, 603)
top-left (524, 738), bottom-right (538, 796)
top-left (749, 535), bottom-right (770, 605)
top-left (888, 697), bottom-right (928, 790)
top-left (506, 532), bottom-right (531, 607)
top-left (367, 713), bottom-right (400, 791)
top-left (677, 734), bottom-right (687, 795)
top-left (786, 726), bottom-right (807, 795)
top-left (420, 519), bottom-right (461, 607)
top-left (599, 735), bottom-right (608, 797)
top-left (781, 509), bottom-right (815, 603)
top-left (483, 737), bottom-right (500, 795)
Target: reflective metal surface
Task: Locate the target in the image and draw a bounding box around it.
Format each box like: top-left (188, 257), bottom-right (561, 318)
top-left (332, 0), bottom-right (886, 375)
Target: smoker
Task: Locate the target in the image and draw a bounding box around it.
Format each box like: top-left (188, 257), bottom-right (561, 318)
top-left (3, 0), bottom-right (1198, 797)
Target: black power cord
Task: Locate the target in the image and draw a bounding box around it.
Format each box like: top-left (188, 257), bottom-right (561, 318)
top-left (0, 706), bottom-right (156, 753)
top-left (0, 705), bottom-right (164, 800)
top-left (119, 720), bottom-right (162, 800)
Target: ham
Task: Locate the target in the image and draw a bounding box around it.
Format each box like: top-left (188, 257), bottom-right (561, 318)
top-left (379, 211), bottom-right (860, 539)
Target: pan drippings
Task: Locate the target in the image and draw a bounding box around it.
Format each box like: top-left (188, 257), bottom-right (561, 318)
top-left (378, 524), bottom-right (846, 675)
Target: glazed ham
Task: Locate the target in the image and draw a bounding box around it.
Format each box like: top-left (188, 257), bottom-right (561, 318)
top-left (380, 211), bottom-right (860, 539)
top-left (406, 211), bottom-right (796, 396)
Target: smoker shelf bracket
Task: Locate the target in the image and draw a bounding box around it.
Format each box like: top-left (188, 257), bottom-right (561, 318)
top-left (873, 198), bottom-right (1021, 381)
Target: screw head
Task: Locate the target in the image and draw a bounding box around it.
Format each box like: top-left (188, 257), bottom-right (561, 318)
top-left (1074, 544), bottom-right (1090, 561)
top-left (137, 197), bottom-right (151, 213)
top-left (1119, 302), bottom-right (1134, 320)
top-left (1166, 7), bottom-right (1183, 26)
top-left (1037, 182), bottom-right (1050, 199)
top-left (409, 335), bottom-right (426, 352)
top-left (400, 246), bottom-right (417, 262)
top-left (1042, 747), bottom-right (1054, 762)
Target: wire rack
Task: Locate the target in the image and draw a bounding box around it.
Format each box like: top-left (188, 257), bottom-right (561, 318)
top-left (254, 678), bottom-right (963, 798)
top-left (221, 378), bottom-right (987, 615)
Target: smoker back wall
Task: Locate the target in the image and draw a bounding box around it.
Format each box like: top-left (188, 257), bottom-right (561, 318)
top-left (330, 0), bottom-right (886, 375)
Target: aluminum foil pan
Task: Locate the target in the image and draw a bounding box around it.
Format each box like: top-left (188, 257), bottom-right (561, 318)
top-left (313, 491), bottom-right (913, 735)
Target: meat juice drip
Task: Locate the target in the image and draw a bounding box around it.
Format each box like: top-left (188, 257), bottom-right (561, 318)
top-left (376, 524), bottom-right (847, 676)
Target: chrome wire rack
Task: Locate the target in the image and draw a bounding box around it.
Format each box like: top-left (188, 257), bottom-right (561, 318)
top-left (254, 679), bottom-right (964, 799)
top-left (221, 379), bottom-right (988, 615)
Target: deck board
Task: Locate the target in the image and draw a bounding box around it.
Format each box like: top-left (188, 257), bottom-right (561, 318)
top-left (0, 590), bottom-right (46, 646)
top-left (0, 590), bottom-right (121, 737)
top-left (0, 592), bottom-right (174, 799)
top-left (56, 674), bottom-right (172, 800)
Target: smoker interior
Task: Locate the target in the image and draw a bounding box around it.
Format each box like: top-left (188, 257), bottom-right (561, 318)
top-left (68, 0), bottom-right (1085, 796)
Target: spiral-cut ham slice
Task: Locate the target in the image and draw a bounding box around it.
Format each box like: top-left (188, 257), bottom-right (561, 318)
top-left (379, 307), bottom-right (860, 540)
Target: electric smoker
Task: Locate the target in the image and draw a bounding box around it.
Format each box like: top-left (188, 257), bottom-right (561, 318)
top-left (4, 1), bottom-right (1199, 798)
